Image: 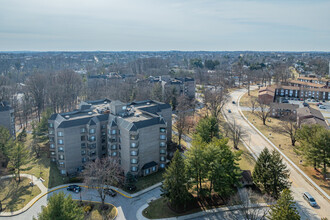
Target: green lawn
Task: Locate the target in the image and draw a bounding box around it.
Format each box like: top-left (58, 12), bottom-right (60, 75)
top-left (20, 134), bottom-right (69, 188)
top-left (135, 170), bottom-right (164, 191)
top-left (0, 177), bottom-right (41, 212)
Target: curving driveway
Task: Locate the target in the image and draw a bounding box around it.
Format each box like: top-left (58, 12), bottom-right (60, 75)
top-left (223, 87), bottom-right (330, 220)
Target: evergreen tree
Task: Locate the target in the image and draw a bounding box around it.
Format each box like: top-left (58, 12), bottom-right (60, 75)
top-left (194, 116), bottom-right (219, 143)
top-left (162, 150), bottom-right (190, 210)
top-left (269, 189), bottom-right (300, 220)
top-left (8, 141), bottom-right (29, 182)
top-left (125, 171), bottom-right (137, 190)
top-left (297, 125), bottom-right (330, 179)
top-left (0, 126), bottom-right (13, 166)
top-left (37, 192), bottom-right (84, 220)
top-left (253, 148), bottom-right (290, 199)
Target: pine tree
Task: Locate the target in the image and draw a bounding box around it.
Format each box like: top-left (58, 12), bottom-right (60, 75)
top-left (253, 148), bottom-right (290, 199)
top-left (8, 141), bottom-right (30, 182)
top-left (162, 150), bottom-right (190, 210)
top-left (194, 116), bottom-right (219, 143)
top-left (37, 192), bottom-right (84, 220)
top-left (269, 189), bottom-right (300, 220)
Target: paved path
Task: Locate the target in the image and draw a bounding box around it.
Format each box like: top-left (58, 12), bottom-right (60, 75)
top-left (223, 87), bottom-right (330, 220)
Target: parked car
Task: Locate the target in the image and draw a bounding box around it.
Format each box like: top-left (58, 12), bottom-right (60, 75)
top-left (319, 105), bottom-right (326, 109)
top-left (300, 98), bottom-right (304, 101)
top-left (303, 192), bottom-right (317, 207)
top-left (232, 101), bottom-right (236, 104)
top-left (317, 102), bottom-right (323, 106)
top-left (322, 100), bottom-right (326, 102)
top-left (282, 100), bottom-right (289, 103)
top-left (67, 185), bottom-right (81, 193)
top-left (228, 109), bottom-right (231, 113)
top-left (104, 188), bottom-right (117, 197)
top-left (303, 102), bottom-right (309, 107)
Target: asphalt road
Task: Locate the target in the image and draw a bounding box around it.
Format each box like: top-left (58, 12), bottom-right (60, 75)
top-left (0, 186), bottom-right (162, 220)
top-left (223, 87), bottom-right (330, 220)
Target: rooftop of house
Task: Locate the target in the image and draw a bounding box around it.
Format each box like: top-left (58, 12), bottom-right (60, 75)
top-left (270, 103), bottom-right (299, 110)
top-left (276, 85), bottom-right (330, 92)
top-left (289, 80), bottom-right (327, 88)
top-left (259, 90), bottom-right (275, 96)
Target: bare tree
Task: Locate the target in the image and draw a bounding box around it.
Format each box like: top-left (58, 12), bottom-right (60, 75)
top-left (26, 73), bottom-right (47, 121)
top-left (229, 188), bottom-right (273, 220)
top-left (230, 120), bottom-right (243, 150)
top-left (275, 116), bottom-right (299, 146)
top-left (203, 87), bottom-right (229, 120)
top-left (82, 158), bottom-right (123, 207)
top-left (255, 100), bottom-right (270, 125)
top-left (250, 97), bottom-right (258, 114)
top-left (175, 95), bottom-right (190, 147)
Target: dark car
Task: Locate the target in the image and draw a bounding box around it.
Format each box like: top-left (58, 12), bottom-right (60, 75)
top-left (67, 185), bottom-right (81, 193)
top-left (303, 102), bottom-right (309, 107)
top-left (282, 100), bottom-right (289, 103)
top-left (232, 101), bottom-right (236, 104)
top-left (228, 109), bottom-right (231, 113)
top-left (104, 188), bottom-right (117, 197)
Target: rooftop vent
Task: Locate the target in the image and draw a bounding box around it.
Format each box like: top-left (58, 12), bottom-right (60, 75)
top-left (88, 112), bottom-right (93, 115)
top-left (65, 115), bottom-right (70, 119)
top-left (147, 102), bottom-right (150, 105)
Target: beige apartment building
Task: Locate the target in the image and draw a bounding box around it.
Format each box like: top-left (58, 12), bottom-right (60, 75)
top-left (48, 99), bottom-right (172, 176)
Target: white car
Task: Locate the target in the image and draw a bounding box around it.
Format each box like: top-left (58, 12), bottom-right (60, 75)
top-left (319, 105), bottom-right (326, 109)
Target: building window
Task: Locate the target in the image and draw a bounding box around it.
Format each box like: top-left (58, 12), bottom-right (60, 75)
top-left (51, 152), bottom-right (55, 156)
top-left (131, 150), bottom-right (138, 156)
top-left (160, 142), bottom-right (166, 147)
top-left (49, 130), bottom-right (54, 135)
top-left (80, 128), bottom-right (86, 133)
top-left (111, 144), bottom-right (117, 150)
top-left (160, 149), bottom-right (166, 154)
top-left (58, 147), bottom-right (64, 152)
top-left (160, 156), bottom-right (166, 162)
top-left (101, 124), bottom-right (106, 129)
top-left (82, 157), bottom-right (87, 163)
top-left (160, 164), bottom-right (165, 168)
top-left (111, 129), bottom-right (116, 135)
top-left (59, 162), bottom-right (65, 167)
top-left (59, 154), bottom-right (64, 160)
top-left (130, 134), bottom-right (138, 140)
top-left (89, 136), bottom-right (96, 142)
top-left (58, 139), bottom-right (63, 145)
top-left (131, 158), bottom-right (138, 164)
top-left (81, 150), bottom-right (86, 155)
top-left (152, 166), bottom-right (156, 172)
top-left (89, 128), bottom-right (95, 134)
top-left (50, 144), bottom-right (55, 149)
top-left (81, 143), bottom-right (86, 148)
top-left (160, 135), bottom-right (166, 140)
top-left (145, 169), bottom-right (150, 175)
top-left (112, 152), bottom-right (117, 156)
top-left (131, 166), bottom-right (138, 172)
top-left (48, 123), bottom-right (54, 128)
top-left (57, 131), bottom-right (63, 137)
top-left (81, 136), bottom-right (85, 141)
top-left (131, 142), bottom-right (137, 148)
top-left (160, 128), bottom-right (166, 133)
top-left (51, 158), bottom-right (56, 162)
top-left (49, 137), bottom-right (54, 142)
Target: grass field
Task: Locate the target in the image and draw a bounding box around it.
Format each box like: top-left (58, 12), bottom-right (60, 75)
top-left (0, 177), bottom-right (41, 212)
top-left (239, 89), bottom-right (258, 108)
top-left (242, 111), bottom-right (330, 195)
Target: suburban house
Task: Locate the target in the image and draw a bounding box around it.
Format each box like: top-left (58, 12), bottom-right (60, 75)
top-left (48, 99), bottom-right (172, 176)
top-left (0, 101), bottom-right (16, 137)
top-left (270, 103), bottom-right (299, 118)
top-left (296, 107), bottom-right (328, 129)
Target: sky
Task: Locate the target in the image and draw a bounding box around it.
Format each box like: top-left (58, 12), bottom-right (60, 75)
top-left (0, 0), bottom-right (329, 51)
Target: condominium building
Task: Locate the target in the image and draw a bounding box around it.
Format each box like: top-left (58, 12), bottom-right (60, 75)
top-left (0, 101), bottom-right (15, 137)
top-left (48, 99), bottom-right (172, 176)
